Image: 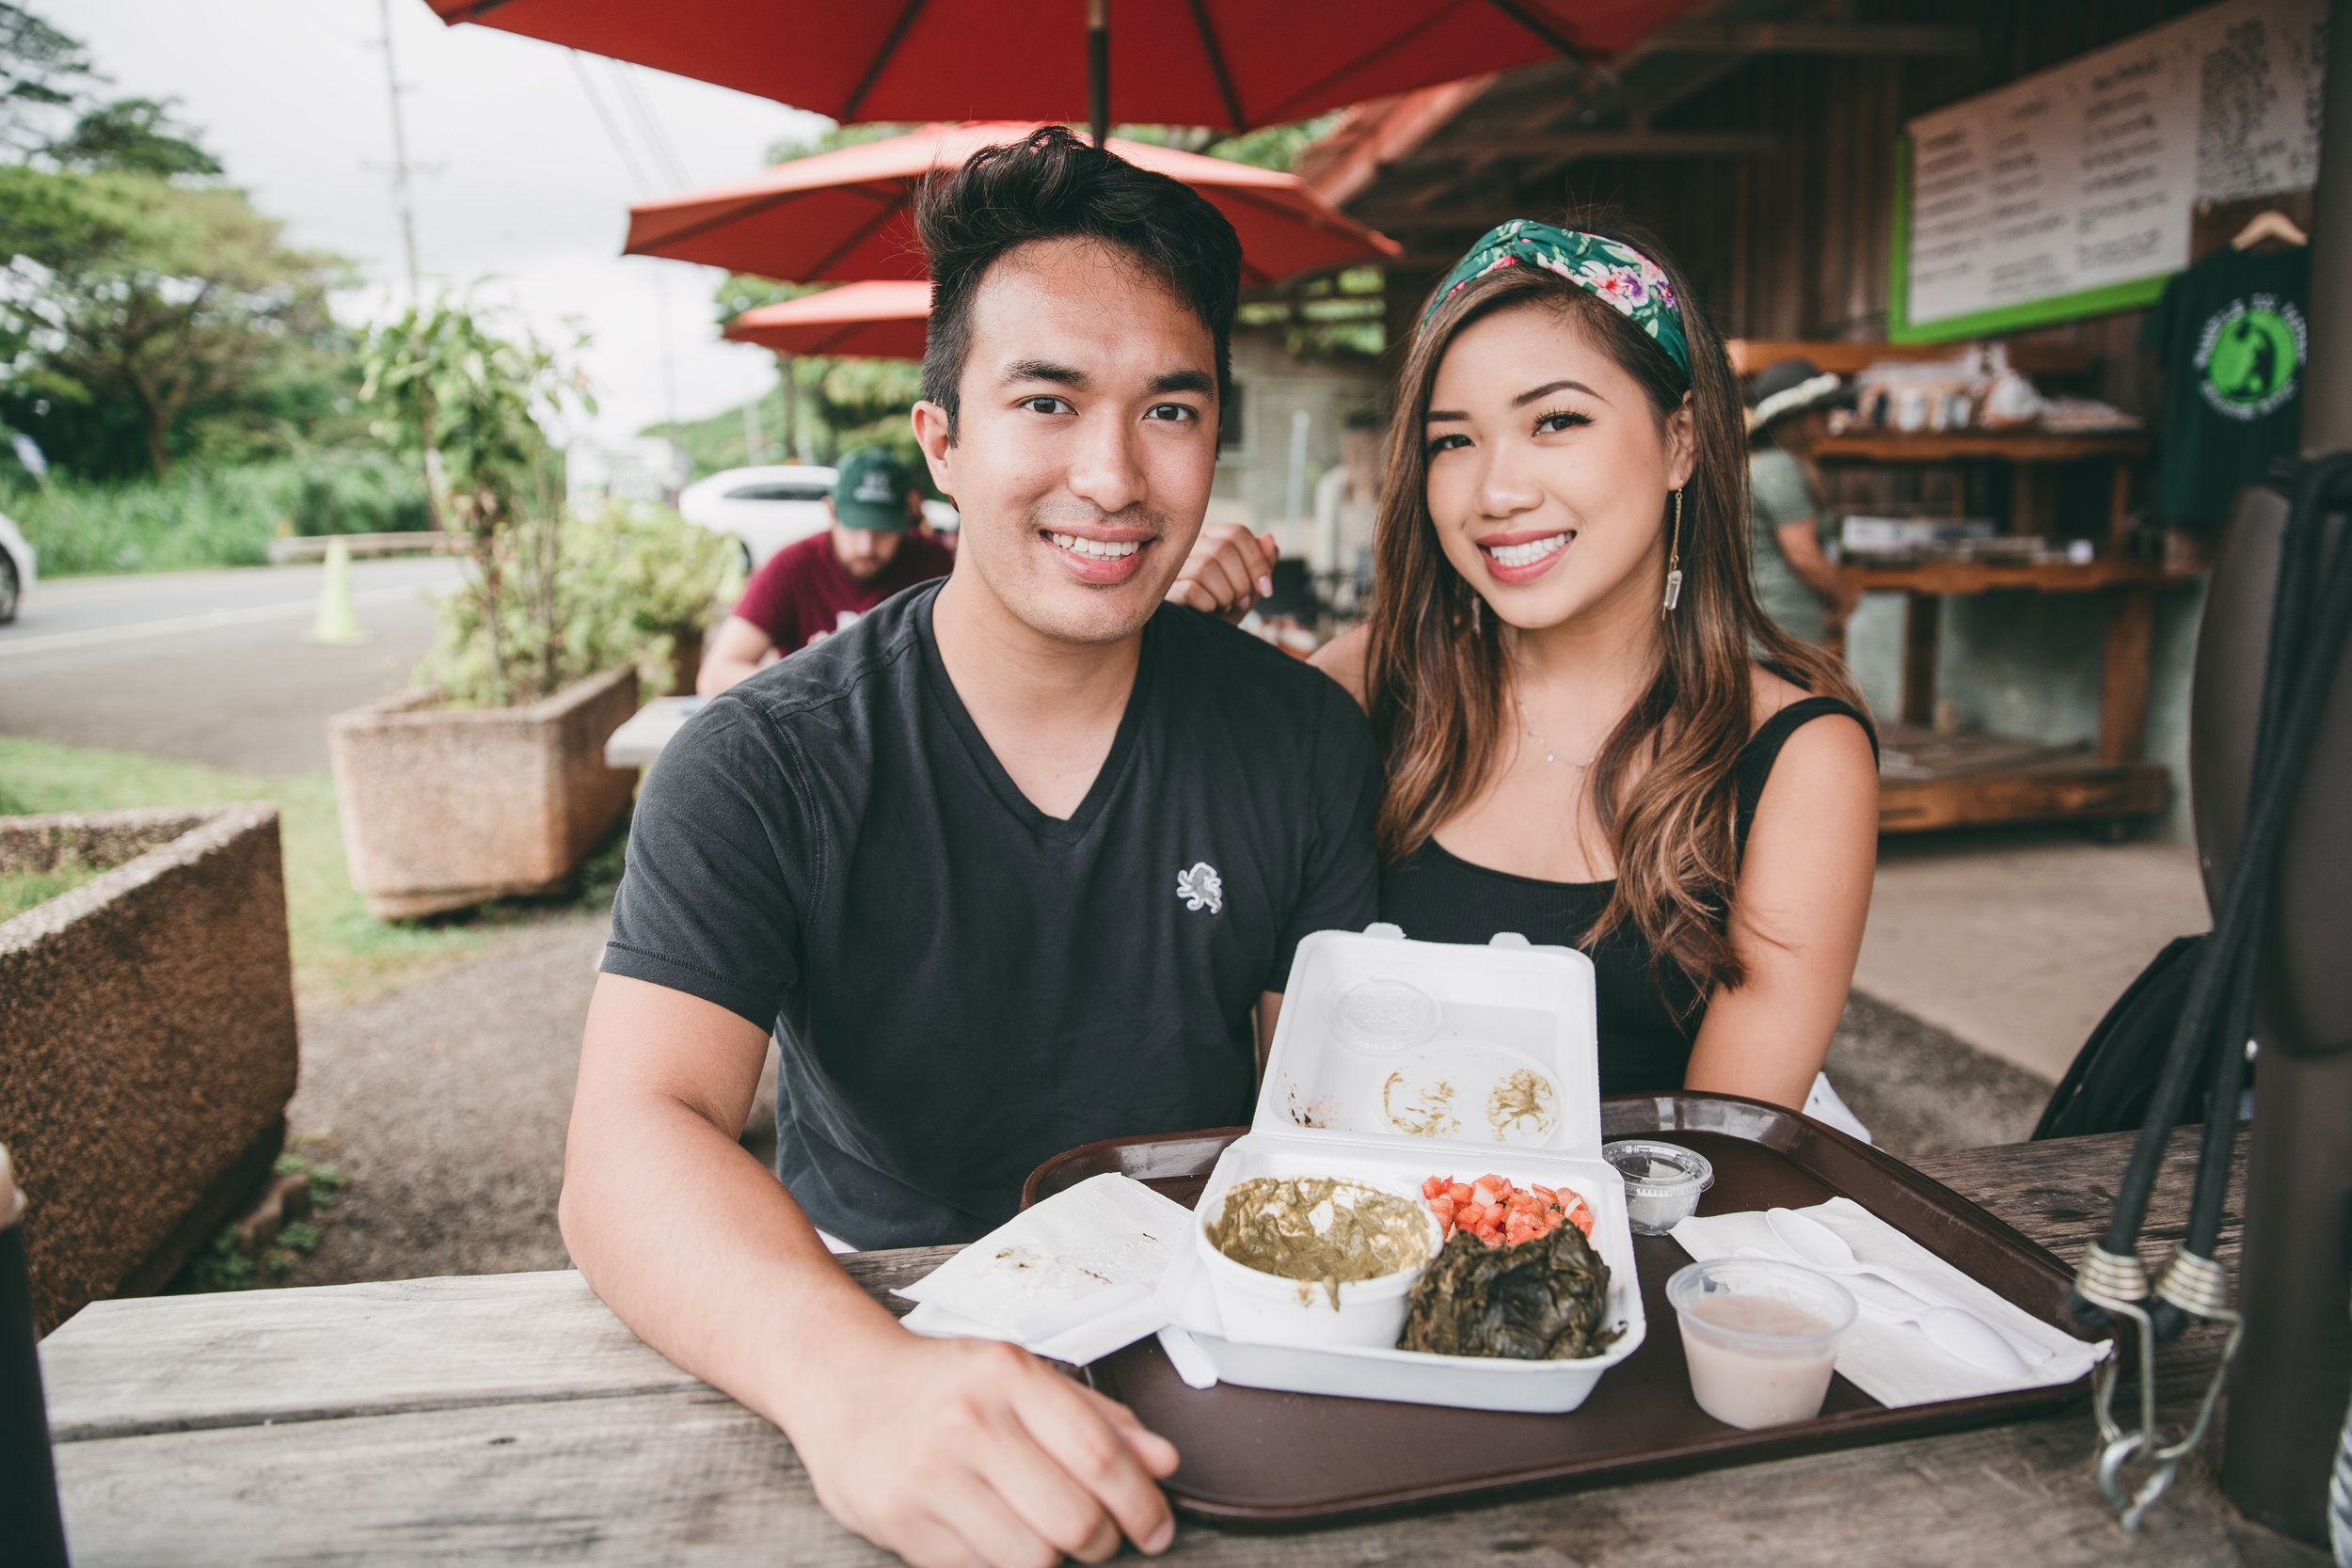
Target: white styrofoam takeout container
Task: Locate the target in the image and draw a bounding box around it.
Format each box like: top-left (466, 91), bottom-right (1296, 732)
top-left (1170, 925), bottom-right (1646, 1412)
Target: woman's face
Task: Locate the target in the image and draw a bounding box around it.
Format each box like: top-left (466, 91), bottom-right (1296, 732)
top-left (1422, 301), bottom-right (1695, 633)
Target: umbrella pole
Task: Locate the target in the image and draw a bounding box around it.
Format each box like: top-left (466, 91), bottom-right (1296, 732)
top-left (1088, 0), bottom-right (1108, 146)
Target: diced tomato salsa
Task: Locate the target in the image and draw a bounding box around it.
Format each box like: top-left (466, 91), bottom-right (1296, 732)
top-left (1421, 1173), bottom-right (1594, 1249)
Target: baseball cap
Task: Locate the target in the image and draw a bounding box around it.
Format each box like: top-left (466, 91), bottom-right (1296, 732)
top-left (831, 449), bottom-right (915, 532)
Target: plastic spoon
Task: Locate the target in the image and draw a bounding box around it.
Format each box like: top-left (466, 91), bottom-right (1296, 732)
top-left (1764, 1208), bottom-right (2052, 1367)
top-left (1729, 1249), bottom-right (2029, 1377)
top-left (1853, 1298), bottom-right (2029, 1378)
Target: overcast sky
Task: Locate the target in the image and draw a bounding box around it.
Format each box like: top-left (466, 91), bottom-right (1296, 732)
top-left (67, 0), bottom-right (830, 443)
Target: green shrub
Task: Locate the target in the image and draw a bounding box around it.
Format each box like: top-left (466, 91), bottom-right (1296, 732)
top-left (7, 452), bottom-right (429, 578)
top-left (418, 499), bottom-right (739, 707)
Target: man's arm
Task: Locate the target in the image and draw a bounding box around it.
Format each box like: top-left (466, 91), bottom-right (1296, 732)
top-left (563, 974), bottom-right (1179, 1567)
top-left (697, 615), bottom-right (778, 696)
top-left (1772, 518), bottom-right (1862, 627)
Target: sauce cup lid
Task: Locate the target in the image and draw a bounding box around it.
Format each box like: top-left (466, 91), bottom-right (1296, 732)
top-left (1603, 1139), bottom-right (1715, 1196)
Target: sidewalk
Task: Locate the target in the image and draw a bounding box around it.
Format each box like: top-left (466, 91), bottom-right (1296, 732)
top-left (1852, 828), bottom-right (2213, 1083)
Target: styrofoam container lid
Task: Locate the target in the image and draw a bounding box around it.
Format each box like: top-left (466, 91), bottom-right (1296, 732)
top-left (1261, 926), bottom-right (1600, 1159)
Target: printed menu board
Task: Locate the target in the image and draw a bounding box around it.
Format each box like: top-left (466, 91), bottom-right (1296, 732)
top-left (1894, 0), bottom-right (2325, 340)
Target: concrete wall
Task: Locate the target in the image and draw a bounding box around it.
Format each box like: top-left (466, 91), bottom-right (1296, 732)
top-left (0, 803), bottom-right (298, 1333)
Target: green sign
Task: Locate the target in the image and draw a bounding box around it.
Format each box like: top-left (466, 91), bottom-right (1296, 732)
top-left (1886, 138), bottom-right (2173, 345)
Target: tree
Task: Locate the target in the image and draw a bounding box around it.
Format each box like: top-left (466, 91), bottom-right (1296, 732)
top-left (44, 97), bottom-right (221, 177)
top-left (0, 166), bottom-right (349, 477)
top-left (0, 3), bottom-right (89, 158)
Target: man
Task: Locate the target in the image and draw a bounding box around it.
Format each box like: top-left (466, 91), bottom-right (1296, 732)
top-left (564, 126), bottom-right (1379, 1568)
top-left (696, 448), bottom-right (956, 694)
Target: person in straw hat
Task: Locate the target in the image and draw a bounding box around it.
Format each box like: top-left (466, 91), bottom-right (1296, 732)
top-left (1744, 357), bottom-right (1860, 646)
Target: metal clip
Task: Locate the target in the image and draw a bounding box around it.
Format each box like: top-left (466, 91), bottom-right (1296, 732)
top-left (2089, 1245), bottom-right (2244, 1530)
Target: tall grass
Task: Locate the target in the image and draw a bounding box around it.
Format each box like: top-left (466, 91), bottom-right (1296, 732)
top-left (8, 452), bottom-right (429, 578)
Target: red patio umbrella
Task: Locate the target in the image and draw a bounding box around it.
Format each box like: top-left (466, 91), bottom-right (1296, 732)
top-left (724, 281), bottom-right (930, 360)
top-left (427, 0), bottom-right (1703, 141)
top-left (627, 122), bottom-right (1399, 290)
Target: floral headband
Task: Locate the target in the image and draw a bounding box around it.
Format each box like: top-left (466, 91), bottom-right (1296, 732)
top-left (1422, 220), bottom-right (1691, 382)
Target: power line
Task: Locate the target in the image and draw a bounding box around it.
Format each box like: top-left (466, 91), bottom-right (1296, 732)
top-left (374, 0), bottom-right (422, 298)
top-left (566, 49), bottom-right (654, 197)
top-left (608, 61), bottom-right (690, 191)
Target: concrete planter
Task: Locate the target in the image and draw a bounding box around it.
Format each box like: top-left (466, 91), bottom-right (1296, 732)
top-left (327, 666), bottom-right (639, 920)
top-left (0, 804), bottom-right (298, 1334)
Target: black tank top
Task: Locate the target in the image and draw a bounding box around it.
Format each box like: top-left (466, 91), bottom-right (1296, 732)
top-left (1377, 696), bottom-right (1871, 1097)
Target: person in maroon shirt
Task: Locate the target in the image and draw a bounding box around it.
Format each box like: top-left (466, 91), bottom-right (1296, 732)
top-left (697, 448), bottom-right (958, 694)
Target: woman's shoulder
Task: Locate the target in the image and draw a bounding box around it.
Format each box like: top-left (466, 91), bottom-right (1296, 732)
top-left (1309, 623), bottom-right (1373, 712)
top-left (1745, 667), bottom-right (1875, 765)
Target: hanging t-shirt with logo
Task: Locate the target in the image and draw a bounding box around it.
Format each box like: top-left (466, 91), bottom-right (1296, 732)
top-left (732, 528), bottom-right (957, 653)
top-left (2140, 245), bottom-right (2311, 528)
top-left (603, 584), bottom-right (1382, 1247)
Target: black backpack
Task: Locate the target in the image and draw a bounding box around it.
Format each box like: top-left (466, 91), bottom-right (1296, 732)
top-left (2033, 935), bottom-right (2214, 1140)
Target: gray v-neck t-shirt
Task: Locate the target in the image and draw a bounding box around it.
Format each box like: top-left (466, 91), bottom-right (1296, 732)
top-left (602, 580), bottom-right (1381, 1247)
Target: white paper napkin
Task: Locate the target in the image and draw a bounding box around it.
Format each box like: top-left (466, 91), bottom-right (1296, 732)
top-left (895, 1174), bottom-right (1192, 1366)
top-left (1671, 1196), bottom-right (2109, 1407)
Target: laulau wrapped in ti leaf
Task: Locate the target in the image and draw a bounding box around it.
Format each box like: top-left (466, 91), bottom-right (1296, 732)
top-left (1397, 1224), bottom-right (1622, 1360)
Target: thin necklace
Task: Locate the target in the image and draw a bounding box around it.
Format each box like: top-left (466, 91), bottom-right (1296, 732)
top-left (1515, 692), bottom-right (1597, 769)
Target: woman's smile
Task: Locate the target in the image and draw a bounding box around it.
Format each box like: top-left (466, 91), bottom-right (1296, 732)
top-left (1475, 527), bottom-right (1576, 585)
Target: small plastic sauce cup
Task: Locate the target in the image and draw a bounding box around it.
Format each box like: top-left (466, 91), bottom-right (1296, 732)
top-left (1602, 1140), bottom-right (1714, 1235)
top-left (1667, 1259), bottom-right (1855, 1429)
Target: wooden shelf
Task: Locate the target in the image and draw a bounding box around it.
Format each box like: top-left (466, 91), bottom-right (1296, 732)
top-left (1879, 758), bottom-right (2170, 833)
top-left (1724, 339), bottom-right (2100, 377)
top-left (1815, 431), bottom-right (2148, 462)
top-left (1840, 559), bottom-right (2189, 595)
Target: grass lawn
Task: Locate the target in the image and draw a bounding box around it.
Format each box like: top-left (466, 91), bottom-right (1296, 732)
top-left (0, 735), bottom-right (623, 1006)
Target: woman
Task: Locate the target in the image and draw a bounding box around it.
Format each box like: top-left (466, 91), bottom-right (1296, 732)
top-left (1311, 220), bottom-right (1879, 1111)
top-left (1744, 357), bottom-right (1861, 646)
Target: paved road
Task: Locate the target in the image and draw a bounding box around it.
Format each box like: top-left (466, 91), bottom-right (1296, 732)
top-left (0, 559), bottom-right (463, 775)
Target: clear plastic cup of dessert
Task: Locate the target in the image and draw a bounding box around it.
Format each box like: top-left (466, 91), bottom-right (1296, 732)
top-left (1666, 1258), bottom-right (1856, 1430)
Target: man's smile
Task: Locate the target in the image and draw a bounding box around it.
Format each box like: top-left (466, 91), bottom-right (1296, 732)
top-left (1038, 521), bottom-right (1155, 585)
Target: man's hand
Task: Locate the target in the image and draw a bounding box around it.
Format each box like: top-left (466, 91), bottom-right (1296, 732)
top-left (792, 1331), bottom-right (1180, 1568)
top-left (565, 976), bottom-right (1181, 1568)
top-left (1165, 524), bottom-right (1277, 623)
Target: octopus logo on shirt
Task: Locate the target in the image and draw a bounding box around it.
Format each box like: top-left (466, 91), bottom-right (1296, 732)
top-left (1175, 862), bottom-right (1223, 914)
top-left (2195, 294), bottom-right (2307, 421)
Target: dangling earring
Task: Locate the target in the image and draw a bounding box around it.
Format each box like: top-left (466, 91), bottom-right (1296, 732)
top-left (1661, 486), bottom-right (1685, 614)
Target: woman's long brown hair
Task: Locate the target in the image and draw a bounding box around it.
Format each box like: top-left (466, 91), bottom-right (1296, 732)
top-left (1364, 216), bottom-right (1865, 1000)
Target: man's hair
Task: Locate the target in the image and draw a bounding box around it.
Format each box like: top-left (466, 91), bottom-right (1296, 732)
top-left (914, 125), bottom-right (1241, 439)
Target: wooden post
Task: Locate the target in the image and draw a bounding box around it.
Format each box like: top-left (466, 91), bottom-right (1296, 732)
top-left (2108, 456), bottom-right (2134, 554)
top-left (1900, 592), bottom-right (1941, 726)
top-left (2098, 585), bottom-right (2154, 763)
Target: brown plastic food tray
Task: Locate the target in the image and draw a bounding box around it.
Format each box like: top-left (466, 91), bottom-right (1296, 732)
top-left (1020, 1092), bottom-right (2095, 1526)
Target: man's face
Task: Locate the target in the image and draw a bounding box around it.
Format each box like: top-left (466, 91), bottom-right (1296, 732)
top-left (827, 507), bottom-right (904, 583)
top-left (913, 237), bottom-right (1219, 646)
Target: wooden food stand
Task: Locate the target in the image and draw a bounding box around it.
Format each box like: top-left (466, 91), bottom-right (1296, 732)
top-left (1730, 341), bottom-right (2193, 836)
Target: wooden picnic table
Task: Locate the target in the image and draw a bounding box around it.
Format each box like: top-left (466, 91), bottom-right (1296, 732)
top-left (40, 1125), bottom-right (2314, 1567)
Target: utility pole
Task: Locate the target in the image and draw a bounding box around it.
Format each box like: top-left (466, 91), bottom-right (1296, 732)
top-left (376, 0), bottom-right (421, 298)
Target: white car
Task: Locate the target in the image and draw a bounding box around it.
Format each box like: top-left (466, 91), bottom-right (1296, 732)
top-left (678, 464), bottom-right (959, 573)
top-left (678, 465), bottom-right (837, 572)
top-left (0, 510), bottom-right (33, 625)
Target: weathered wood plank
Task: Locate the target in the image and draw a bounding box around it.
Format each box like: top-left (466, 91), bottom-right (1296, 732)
top-left (40, 1248), bottom-right (960, 1442)
top-left (1914, 1124), bottom-right (2247, 1264)
top-left (53, 1384), bottom-right (2318, 1567)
